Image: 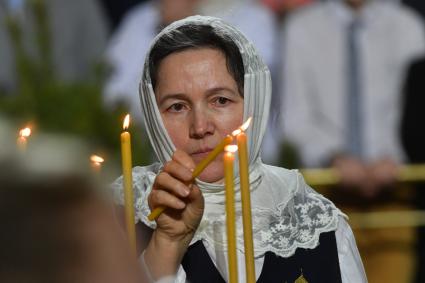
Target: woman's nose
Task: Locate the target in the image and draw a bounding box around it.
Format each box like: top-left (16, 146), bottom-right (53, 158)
top-left (189, 107), bottom-right (214, 139)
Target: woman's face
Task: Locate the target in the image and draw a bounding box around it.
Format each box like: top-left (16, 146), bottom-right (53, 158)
top-left (155, 48), bottom-right (244, 183)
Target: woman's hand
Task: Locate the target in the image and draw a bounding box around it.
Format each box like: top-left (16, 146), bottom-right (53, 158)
top-left (150, 149), bottom-right (204, 241)
top-left (144, 150), bottom-right (204, 280)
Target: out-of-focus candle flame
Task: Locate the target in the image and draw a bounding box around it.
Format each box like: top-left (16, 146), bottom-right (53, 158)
top-left (90, 154), bottom-right (104, 166)
top-left (17, 127), bottom-right (31, 153)
top-left (123, 114), bottom-right (130, 130)
top-left (232, 117), bottom-right (252, 136)
top-left (225, 145), bottom-right (238, 153)
top-left (19, 127), bottom-right (31, 138)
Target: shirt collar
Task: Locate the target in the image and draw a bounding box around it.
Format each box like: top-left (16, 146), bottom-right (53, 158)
top-left (326, 0), bottom-right (382, 26)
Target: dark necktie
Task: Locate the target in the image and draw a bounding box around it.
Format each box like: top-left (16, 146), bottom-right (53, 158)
top-left (346, 18), bottom-right (363, 157)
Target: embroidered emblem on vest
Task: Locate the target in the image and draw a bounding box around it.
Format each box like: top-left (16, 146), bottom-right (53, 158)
top-left (295, 269), bottom-right (308, 283)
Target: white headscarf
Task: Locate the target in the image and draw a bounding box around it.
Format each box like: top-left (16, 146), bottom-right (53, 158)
top-left (113, 15), bottom-right (344, 258)
top-left (139, 15), bottom-right (269, 188)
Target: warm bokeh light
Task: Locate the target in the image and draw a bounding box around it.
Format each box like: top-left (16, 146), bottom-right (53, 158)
top-left (90, 155), bottom-right (104, 166)
top-left (232, 117), bottom-right (252, 136)
top-left (19, 127), bottom-right (31, 138)
top-left (123, 114), bottom-right (130, 130)
top-left (224, 145), bottom-right (238, 153)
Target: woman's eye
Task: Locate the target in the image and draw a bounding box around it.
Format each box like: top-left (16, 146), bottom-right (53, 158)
top-left (168, 103), bottom-right (185, 112)
top-left (213, 97), bottom-right (231, 106)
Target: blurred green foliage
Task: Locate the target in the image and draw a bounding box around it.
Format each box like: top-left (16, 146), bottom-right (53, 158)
top-left (278, 141), bottom-right (301, 169)
top-left (0, 0), bottom-right (154, 179)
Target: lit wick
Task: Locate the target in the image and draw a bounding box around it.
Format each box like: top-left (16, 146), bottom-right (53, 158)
top-left (90, 154), bottom-right (104, 174)
top-left (17, 127), bottom-right (31, 153)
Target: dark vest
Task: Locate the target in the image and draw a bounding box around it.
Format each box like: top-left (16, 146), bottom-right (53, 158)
top-left (182, 231), bottom-right (342, 283)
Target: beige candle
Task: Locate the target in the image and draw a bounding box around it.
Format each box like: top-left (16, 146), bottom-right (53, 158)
top-left (121, 114), bottom-right (136, 253)
top-left (224, 144), bottom-right (238, 283)
top-left (232, 117), bottom-right (255, 283)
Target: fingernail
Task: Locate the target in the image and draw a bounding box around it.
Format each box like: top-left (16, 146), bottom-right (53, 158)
top-left (181, 187), bottom-right (190, 196)
top-left (177, 200), bottom-right (186, 209)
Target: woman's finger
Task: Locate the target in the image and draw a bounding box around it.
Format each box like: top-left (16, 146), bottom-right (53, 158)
top-left (154, 171), bottom-right (190, 197)
top-left (148, 189), bottom-right (186, 210)
top-left (173, 150), bottom-right (196, 172)
top-left (163, 160), bottom-right (193, 183)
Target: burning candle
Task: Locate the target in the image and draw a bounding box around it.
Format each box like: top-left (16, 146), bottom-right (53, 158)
top-left (121, 114), bottom-right (136, 252)
top-left (224, 144), bottom-right (238, 283)
top-left (148, 135), bottom-right (234, 221)
top-left (232, 117), bottom-right (255, 283)
top-left (90, 154), bottom-right (104, 175)
top-left (17, 127), bottom-right (31, 153)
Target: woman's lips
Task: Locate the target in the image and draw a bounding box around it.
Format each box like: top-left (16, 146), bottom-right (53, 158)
top-left (191, 149), bottom-right (213, 160)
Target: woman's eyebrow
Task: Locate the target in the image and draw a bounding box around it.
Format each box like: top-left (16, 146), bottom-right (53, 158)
top-left (205, 87), bottom-right (238, 97)
top-left (158, 93), bottom-right (188, 105)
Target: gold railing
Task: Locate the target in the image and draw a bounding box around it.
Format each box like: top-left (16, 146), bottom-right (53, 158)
top-left (348, 210), bottom-right (425, 229)
top-left (300, 164), bottom-right (425, 229)
top-left (301, 164), bottom-right (425, 187)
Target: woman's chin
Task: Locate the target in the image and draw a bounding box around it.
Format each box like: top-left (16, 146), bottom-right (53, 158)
top-left (196, 164), bottom-right (224, 184)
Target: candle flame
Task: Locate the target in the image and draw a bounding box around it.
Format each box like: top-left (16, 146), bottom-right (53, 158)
top-left (231, 117), bottom-right (252, 136)
top-left (240, 117), bottom-right (252, 131)
top-left (90, 155), bottom-right (104, 164)
top-left (19, 127), bottom-right (31, 138)
top-left (224, 145), bottom-right (238, 153)
top-left (123, 114), bottom-right (130, 130)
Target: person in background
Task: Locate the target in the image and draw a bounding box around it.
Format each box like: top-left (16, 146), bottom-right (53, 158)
top-left (261, 0), bottom-right (313, 19)
top-left (403, 0), bottom-right (425, 20)
top-left (281, 0), bottom-right (425, 197)
top-left (99, 0), bottom-right (147, 30)
top-left (0, 127), bottom-right (148, 283)
top-left (281, 1), bottom-right (425, 281)
top-left (0, 169), bottom-right (146, 283)
top-left (258, 0), bottom-right (315, 165)
top-left (0, 119), bottom-right (148, 282)
top-left (401, 56), bottom-right (425, 283)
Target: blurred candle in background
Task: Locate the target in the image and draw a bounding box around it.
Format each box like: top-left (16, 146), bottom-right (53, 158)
top-left (17, 127), bottom-right (31, 153)
top-left (90, 154), bottom-right (104, 175)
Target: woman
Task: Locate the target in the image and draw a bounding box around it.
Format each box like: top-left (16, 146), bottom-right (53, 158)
top-left (112, 16), bottom-right (367, 283)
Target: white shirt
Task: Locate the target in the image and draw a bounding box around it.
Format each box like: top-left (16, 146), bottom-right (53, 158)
top-left (103, 1), bottom-right (158, 118)
top-left (281, 0), bottom-right (425, 167)
top-left (103, 1), bottom-right (278, 121)
top-left (144, 217), bottom-right (367, 283)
